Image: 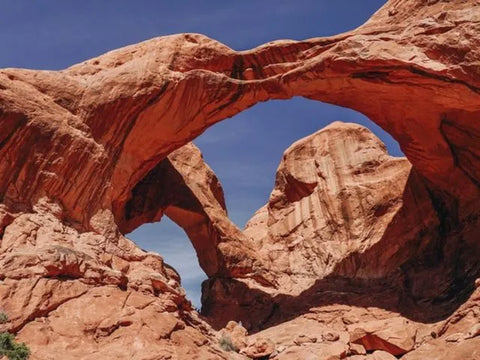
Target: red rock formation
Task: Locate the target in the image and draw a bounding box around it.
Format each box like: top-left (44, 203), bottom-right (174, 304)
top-left (243, 122), bottom-right (434, 287)
top-left (201, 122), bottom-right (475, 333)
top-left (1, 0), bottom-right (479, 234)
top-left (119, 142), bottom-right (254, 277)
top-left (0, 195), bottom-right (231, 359)
top-left (0, 0), bottom-right (479, 358)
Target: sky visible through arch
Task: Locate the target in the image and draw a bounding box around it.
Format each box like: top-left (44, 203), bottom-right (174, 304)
top-left (0, 0), bottom-right (392, 308)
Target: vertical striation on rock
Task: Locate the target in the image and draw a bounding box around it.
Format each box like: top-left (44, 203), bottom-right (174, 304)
top-left (201, 122), bottom-right (440, 330)
top-left (244, 122), bottom-right (435, 286)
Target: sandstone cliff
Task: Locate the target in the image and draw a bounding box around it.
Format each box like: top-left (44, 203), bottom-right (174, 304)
top-left (0, 0), bottom-right (480, 358)
top-left (203, 122), bottom-right (480, 359)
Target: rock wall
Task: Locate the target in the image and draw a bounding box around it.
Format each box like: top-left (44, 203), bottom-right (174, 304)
top-left (202, 122), bottom-right (480, 359)
top-left (244, 122), bottom-right (433, 286)
top-left (0, 197), bottom-right (228, 359)
top-left (1, 0), bottom-right (480, 358)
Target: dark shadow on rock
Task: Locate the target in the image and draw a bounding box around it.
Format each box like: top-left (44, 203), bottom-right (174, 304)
top-left (201, 169), bottom-right (480, 332)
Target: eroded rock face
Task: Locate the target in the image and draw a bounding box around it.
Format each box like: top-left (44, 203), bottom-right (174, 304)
top-left (119, 142), bottom-right (255, 278)
top-left (202, 122), bottom-right (480, 358)
top-left (201, 122), bottom-right (475, 331)
top-left (244, 122), bottom-right (434, 288)
top-left (1, 0), bottom-right (480, 358)
top-left (1, 0), bottom-right (479, 237)
top-left (0, 198), bottom-right (232, 359)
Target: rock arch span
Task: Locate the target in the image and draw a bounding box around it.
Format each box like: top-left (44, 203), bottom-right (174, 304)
top-left (1, 0), bottom-right (480, 357)
top-left (1, 0), bottom-right (479, 242)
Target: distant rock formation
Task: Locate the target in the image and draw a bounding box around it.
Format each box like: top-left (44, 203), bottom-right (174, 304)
top-left (1, 0), bottom-right (479, 358)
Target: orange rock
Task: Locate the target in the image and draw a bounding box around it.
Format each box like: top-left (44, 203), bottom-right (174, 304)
top-left (243, 123), bottom-right (418, 290)
top-left (0, 0), bottom-right (480, 358)
top-left (1, 0), bottom-right (479, 254)
top-left (402, 338), bottom-right (480, 360)
top-left (275, 341), bottom-right (348, 360)
top-left (349, 343), bottom-right (367, 356)
top-left (219, 321), bottom-right (248, 352)
top-left (202, 122), bottom-right (438, 330)
top-left (241, 338), bottom-right (275, 359)
top-left (294, 334), bottom-right (318, 345)
top-left (349, 318), bottom-right (416, 355)
top-left (370, 350), bottom-right (397, 360)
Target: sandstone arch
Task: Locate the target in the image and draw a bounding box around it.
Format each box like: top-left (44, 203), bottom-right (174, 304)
top-left (1, 0), bottom-right (479, 242)
top-left (1, 0), bottom-right (480, 357)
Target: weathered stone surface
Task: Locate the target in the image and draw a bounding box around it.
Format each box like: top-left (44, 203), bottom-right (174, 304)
top-left (1, 0), bottom-right (480, 359)
top-left (1, 0), bottom-right (479, 268)
top-left (241, 338), bottom-right (275, 359)
top-left (0, 201), bottom-right (230, 359)
top-left (120, 142), bottom-right (255, 278)
top-left (349, 343), bottom-right (367, 356)
top-left (369, 351), bottom-right (397, 360)
top-left (294, 334), bottom-right (318, 346)
top-left (202, 119), bottom-right (479, 358)
top-left (242, 122), bottom-right (433, 291)
top-left (349, 317), bottom-right (416, 355)
top-left (201, 123), bottom-right (439, 330)
top-left (402, 338), bottom-right (480, 360)
top-left (219, 321), bottom-right (248, 352)
top-left (399, 284), bottom-right (480, 359)
top-left (275, 341), bottom-right (348, 360)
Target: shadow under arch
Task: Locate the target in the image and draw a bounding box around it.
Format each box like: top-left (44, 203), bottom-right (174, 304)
top-left (200, 168), bottom-right (480, 332)
top-left (119, 98), bottom-right (412, 315)
top-left (116, 96), bottom-right (480, 332)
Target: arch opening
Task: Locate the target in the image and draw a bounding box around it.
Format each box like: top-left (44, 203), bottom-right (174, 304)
top-left (121, 97), bottom-right (410, 313)
top-left (128, 217), bottom-right (207, 309)
top-left (194, 97), bottom-right (403, 228)
top-left (120, 94), bottom-right (480, 331)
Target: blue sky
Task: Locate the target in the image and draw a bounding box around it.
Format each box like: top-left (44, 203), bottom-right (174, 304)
top-left (1, 1), bottom-right (395, 308)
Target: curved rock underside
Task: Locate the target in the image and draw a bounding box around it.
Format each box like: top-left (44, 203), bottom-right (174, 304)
top-left (1, 0), bottom-right (480, 359)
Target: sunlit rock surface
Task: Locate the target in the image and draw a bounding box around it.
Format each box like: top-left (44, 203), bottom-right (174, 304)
top-left (1, 0), bottom-right (480, 358)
